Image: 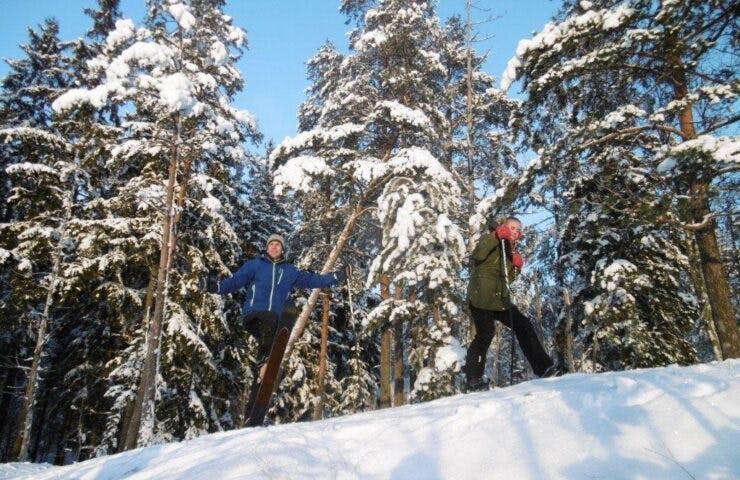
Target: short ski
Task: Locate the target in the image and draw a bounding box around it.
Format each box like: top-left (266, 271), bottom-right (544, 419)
top-left (246, 326), bottom-right (290, 427)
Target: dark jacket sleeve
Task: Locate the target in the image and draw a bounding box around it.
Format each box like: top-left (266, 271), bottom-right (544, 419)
top-left (293, 269), bottom-right (337, 289)
top-left (217, 260), bottom-right (255, 294)
top-left (472, 234), bottom-right (499, 262)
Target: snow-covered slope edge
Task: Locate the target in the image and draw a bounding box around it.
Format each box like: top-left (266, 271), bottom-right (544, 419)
top-left (3, 361), bottom-right (738, 480)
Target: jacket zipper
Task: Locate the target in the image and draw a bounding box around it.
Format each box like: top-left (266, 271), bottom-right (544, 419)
top-left (250, 285), bottom-right (256, 306)
top-left (277, 268), bottom-right (284, 285)
top-left (268, 262), bottom-right (276, 311)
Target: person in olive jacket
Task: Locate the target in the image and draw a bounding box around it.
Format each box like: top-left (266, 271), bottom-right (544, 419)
top-left (465, 217), bottom-right (559, 391)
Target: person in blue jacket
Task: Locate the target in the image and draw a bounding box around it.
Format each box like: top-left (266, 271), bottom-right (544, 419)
top-left (207, 233), bottom-right (345, 377)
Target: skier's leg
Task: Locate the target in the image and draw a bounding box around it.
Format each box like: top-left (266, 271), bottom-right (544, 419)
top-left (243, 312), bottom-right (279, 417)
top-left (279, 300), bottom-right (298, 331)
top-left (507, 306), bottom-right (553, 376)
top-left (465, 304), bottom-right (496, 384)
top-left (245, 312), bottom-right (279, 379)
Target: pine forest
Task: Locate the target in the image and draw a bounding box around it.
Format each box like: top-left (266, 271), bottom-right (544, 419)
top-left (0, 0), bottom-right (737, 466)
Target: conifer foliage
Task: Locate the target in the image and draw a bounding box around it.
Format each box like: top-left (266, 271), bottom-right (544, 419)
top-left (1, 0), bottom-right (736, 467)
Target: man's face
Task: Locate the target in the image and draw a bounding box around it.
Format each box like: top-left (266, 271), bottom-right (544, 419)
top-left (505, 220), bottom-right (523, 242)
top-left (267, 241), bottom-right (283, 259)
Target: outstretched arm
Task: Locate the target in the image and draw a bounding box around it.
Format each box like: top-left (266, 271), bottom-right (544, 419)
top-left (294, 269), bottom-right (342, 289)
top-left (216, 260), bottom-right (256, 294)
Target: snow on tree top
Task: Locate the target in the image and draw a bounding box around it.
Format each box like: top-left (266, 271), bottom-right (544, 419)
top-left (5, 162), bottom-right (58, 177)
top-left (168, 1), bottom-right (196, 32)
top-left (345, 157), bottom-right (385, 184)
top-left (227, 25), bottom-right (247, 48)
top-left (269, 123), bottom-right (365, 166)
top-left (106, 19), bottom-right (135, 49)
top-left (107, 41), bottom-right (175, 80)
top-left (387, 147), bottom-right (458, 192)
top-left (0, 127), bottom-right (71, 150)
top-left (355, 29), bottom-right (388, 51)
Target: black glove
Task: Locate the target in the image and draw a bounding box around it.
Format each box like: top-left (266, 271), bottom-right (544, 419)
top-left (332, 269), bottom-right (347, 284)
top-left (205, 274), bottom-right (220, 294)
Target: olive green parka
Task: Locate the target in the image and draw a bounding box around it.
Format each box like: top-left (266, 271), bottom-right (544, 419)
top-left (467, 233), bottom-right (519, 311)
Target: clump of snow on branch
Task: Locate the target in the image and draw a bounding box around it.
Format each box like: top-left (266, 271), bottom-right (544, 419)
top-left (501, 4), bottom-right (635, 91)
top-left (376, 101), bottom-right (432, 130)
top-left (157, 73), bottom-right (196, 113)
top-left (656, 135), bottom-right (739, 174)
top-left (434, 336), bottom-right (465, 371)
top-left (168, 1), bottom-right (196, 32)
top-left (106, 19), bottom-right (135, 48)
top-left (590, 105), bottom-right (646, 130)
top-left (386, 147), bottom-right (458, 190)
top-left (269, 123), bottom-right (365, 167)
top-left (273, 156), bottom-right (334, 196)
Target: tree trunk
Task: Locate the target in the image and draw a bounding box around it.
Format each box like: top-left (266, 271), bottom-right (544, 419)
top-left (464, 0), bottom-right (478, 347)
top-left (692, 211), bottom-right (739, 358)
top-left (686, 238), bottom-right (723, 359)
top-left (313, 291), bottom-right (331, 420)
top-left (0, 368), bottom-right (19, 461)
top-left (671, 59), bottom-right (739, 358)
top-left (392, 283), bottom-right (409, 406)
top-left (554, 207), bottom-right (575, 372)
top-left (393, 319), bottom-right (405, 406)
top-left (491, 325), bottom-right (502, 387)
top-left (464, 0), bottom-right (476, 249)
top-left (123, 152), bottom-right (179, 450)
top-left (117, 273), bottom-right (155, 453)
top-left (53, 414), bottom-right (72, 465)
top-left (560, 287), bottom-right (576, 372)
top-left (379, 275), bottom-right (392, 409)
top-left (16, 214), bottom-right (69, 461)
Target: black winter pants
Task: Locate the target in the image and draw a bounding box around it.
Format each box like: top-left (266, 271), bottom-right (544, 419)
top-left (243, 307), bottom-right (298, 419)
top-left (244, 307), bottom-right (297, 364)
top-left (465, 303), bottom-right (553, 379)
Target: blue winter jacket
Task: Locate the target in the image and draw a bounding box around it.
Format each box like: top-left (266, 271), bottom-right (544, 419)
top-left (216, 255), bottom-right (338, 318)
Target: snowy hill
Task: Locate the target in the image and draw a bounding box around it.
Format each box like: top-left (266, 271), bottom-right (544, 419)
top-left (3, 361), bottom-right (738, 480)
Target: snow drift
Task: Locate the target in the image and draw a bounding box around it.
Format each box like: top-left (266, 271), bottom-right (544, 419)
top-left (3, 361), bottom-right (738, 480)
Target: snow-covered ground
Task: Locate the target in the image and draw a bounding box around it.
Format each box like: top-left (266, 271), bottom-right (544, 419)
top-left (3, 361), bottom-right (738, 480)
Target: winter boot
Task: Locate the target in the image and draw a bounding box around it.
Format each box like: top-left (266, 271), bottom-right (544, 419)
top-left (465, 376), bottom-right (490, 392)
top-left (541, 363), bottom-right (565, 378)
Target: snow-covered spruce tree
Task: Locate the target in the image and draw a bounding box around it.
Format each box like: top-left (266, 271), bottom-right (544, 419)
top-left (25, 2), bottom-right (133, 463)
top-left (334, 286), bottom-right (378, 414)
top-left (559, 145), bottom-right (698, 371)
top-left (270, 0), bottom-right (469, 407)
top-left (342, 0), bottom-right (467, 403)
top-left (54, 0), bottom-right (259, 449)
top-left (0, 18), bottom-right (81, 461)
top-left (502, 0), bottom-right (739, 359)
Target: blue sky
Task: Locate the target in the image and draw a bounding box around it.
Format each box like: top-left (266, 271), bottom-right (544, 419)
top-left (0, 0), bottom-right (558, 149)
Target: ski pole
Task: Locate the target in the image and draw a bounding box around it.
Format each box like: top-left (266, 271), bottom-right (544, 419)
top-left (500, 238), bottom-right (515, 385)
